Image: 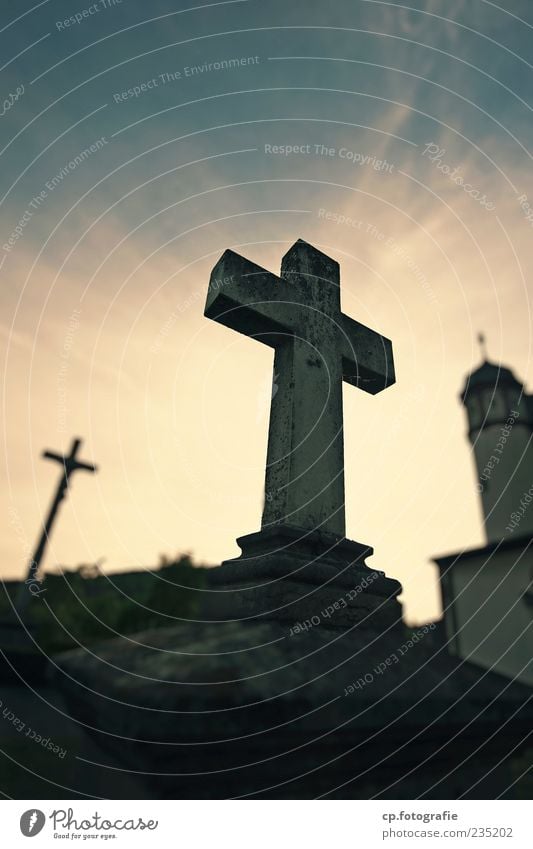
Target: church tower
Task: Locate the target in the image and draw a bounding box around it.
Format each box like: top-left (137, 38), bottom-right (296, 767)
top-left (460, 336), bottom-right (533, 541)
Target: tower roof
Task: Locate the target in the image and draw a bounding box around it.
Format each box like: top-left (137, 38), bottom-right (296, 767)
top-left (461, 359), bottom-right (522, 401)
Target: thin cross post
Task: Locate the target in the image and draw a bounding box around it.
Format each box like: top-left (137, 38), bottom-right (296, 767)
top-left (17, 437), bottom-right (97, 608)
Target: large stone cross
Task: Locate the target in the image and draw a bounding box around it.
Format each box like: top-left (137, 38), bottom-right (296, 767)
top-left (205, 240), bottom-right (395, 542)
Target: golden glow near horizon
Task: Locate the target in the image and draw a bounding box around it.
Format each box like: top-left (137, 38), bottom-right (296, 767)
top-left (4, 168), bottom-right (532, 624)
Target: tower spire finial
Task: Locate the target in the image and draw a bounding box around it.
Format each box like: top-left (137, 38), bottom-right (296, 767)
top-left (477, 332), bottom-right (488, 361)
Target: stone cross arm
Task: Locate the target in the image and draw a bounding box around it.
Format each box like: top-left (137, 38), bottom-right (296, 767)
top-left (205, 249), bottom-right (291, 342)
top-left (340, 313), bottom-right (394, 394)
top-left (205, 243), bottom-right (394, 394)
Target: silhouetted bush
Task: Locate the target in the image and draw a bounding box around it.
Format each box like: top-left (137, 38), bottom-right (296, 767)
top-left (1, 554), bottom-right (208, 654)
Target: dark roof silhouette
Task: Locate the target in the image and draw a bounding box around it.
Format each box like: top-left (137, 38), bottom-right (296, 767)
top-left (461, 359), bottom-right (521, 400)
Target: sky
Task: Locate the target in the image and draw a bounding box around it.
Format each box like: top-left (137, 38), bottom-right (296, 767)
top-left (1, 0), bottom-right (533, 623)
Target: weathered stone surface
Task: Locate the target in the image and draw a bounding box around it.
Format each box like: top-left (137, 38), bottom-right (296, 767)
top-left (204, 523), bottom-right (403, 626)
top-left (0, 681), bottom-right (147, 798)
top-left (205, 241), bottom-right (394, 538)
top-left (54, 609), bottom-right (533, 799)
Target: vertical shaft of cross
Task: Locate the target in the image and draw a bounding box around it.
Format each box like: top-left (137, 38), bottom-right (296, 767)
top-left (17, 438), bottom-right (97, 608)
top-left (27, 468), bottom-right (71, 589)
top-left (262, 241), bottom-right (346, 537)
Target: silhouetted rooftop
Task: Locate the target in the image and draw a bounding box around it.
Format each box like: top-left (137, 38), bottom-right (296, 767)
top-left (461, 359), bottom-right (522, 400)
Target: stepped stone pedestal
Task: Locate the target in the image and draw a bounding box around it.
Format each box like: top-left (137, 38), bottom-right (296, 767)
top-left (202, 524), bottom-right (403, 632)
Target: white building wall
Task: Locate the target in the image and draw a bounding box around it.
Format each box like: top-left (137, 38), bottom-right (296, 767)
top-left (444, 545), bottom-right (533, 686)
top-left (472, 423), bottom-right (533, 540)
